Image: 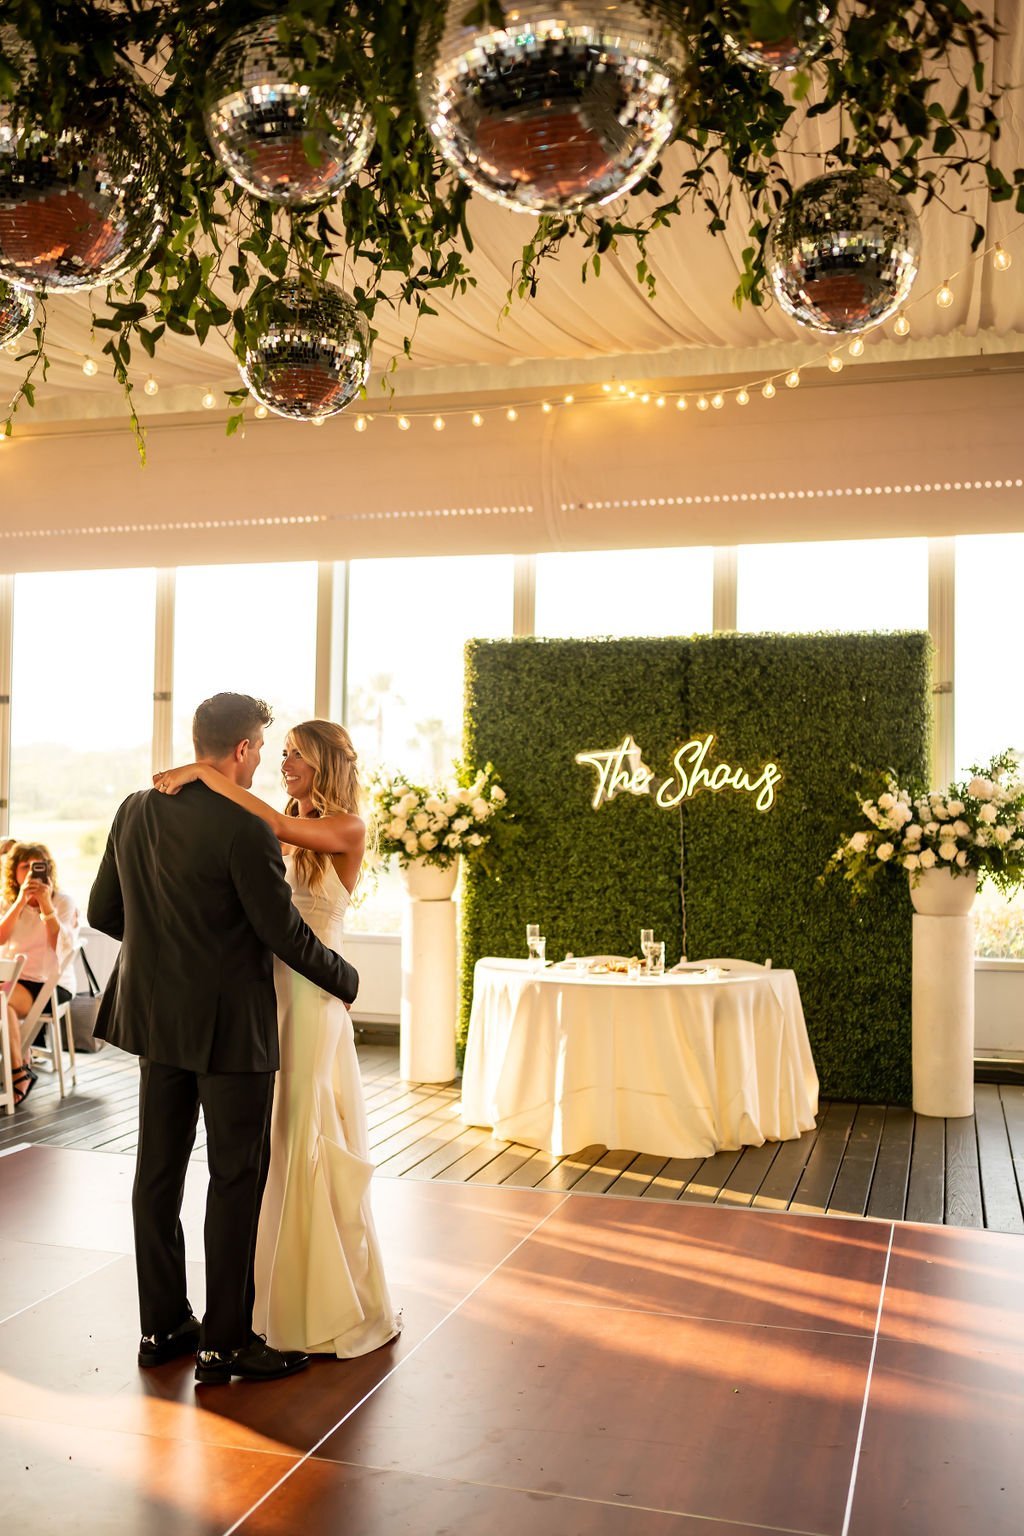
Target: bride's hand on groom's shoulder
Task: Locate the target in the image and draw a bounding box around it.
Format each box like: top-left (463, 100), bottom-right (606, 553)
top-left (152, 764), bottom-right (203, 795)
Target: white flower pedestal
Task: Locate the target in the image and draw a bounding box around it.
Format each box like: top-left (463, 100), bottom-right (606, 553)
top-left (910, 868), bottom-right (977, 1118)
top-left (399, 857), bottom-right (458, 1084)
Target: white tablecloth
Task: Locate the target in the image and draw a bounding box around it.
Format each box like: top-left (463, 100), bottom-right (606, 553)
top-left (461, 959), bottom-right (819, 1158)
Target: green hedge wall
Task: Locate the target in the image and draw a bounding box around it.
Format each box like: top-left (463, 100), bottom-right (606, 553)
top-left (462, 632), bottom-right (931, 1105)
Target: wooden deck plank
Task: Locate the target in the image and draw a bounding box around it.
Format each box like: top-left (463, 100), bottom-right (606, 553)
top-left (639, 1157), bottom-right (705, 1201)
top-left (752, 1108), bottom-right (828, 1213)
top-left (944, 1112), bottom-right (984, 1229)
top-left (405, 1125), bottom-right (496, 1181)
top-left (865, 1104), bottom-right (914, 1221)
top-left (788, 1102), bottom-right (857, 1215)
top-left (1000, 1085), bottom-right (1024, 1200)
top-left (971, 1086), bottom-right (1022, 1233)
top-left (680, 1148), bottom-right (743, 1204)
top-left (532, 1145), bottom-right (609, 1192)
top-left (827, 1103), bottom-right (886, 1218)
top-left (714, 1140), bottom-right (783, 1208)
top-left (499, 1148), bottom-right (570, 1188)
top-left (905, 1114), bottom-right (946, 1225)
top-left (570, 1148), bottom-right (640, 1195)
top-left (466, 1143), bottom-right (544, 1185)
top-left (603, 1152), bottom-right (670, 1198)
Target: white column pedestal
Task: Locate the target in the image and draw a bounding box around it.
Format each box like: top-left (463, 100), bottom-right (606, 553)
top-left (912, 912), bottom-right (975, 1118)
top-left (400, 896), bottom-right (457, 1084)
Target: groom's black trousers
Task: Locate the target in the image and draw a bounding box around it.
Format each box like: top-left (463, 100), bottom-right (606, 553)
top-left (133, 1059), bottom-right (274, 1351)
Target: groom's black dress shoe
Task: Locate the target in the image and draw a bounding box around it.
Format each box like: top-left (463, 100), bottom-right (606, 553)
top-left (195, 1335), bottom-right (310, 1386)
top-left (138, 1311), bottom-right (201, 1368)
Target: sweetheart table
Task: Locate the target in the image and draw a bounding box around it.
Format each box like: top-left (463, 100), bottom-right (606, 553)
top-left (460, 959), bottom-right (819, 1159)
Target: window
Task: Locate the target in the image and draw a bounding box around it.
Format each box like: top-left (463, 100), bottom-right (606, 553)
top-left (737, 538), bottom-right (929, 632)
top-left (173, 562), bottom-right (318, 803)
top-left (956, 533), bottom-right (1024, 959)
top-left (535, 547), bottom-right (714, 637)
top-left (9, 569), bottom-right (156, 906)
top-left (345, 555), bottom-right (515, 931)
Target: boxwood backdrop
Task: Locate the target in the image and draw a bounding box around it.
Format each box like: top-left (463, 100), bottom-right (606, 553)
top-left (461, 632), bottom-right (931, 1104)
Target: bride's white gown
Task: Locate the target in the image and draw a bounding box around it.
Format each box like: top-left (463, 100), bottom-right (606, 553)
top-left (252, 854), bottom-right (401, 1357)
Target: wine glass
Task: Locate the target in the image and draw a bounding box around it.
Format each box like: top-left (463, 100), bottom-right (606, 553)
top-left (640, 928), bottom-right (655, 972)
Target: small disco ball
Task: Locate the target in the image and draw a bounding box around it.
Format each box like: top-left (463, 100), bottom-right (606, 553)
top-left (416, 1), bottom-right (686, 215)
top-left (0, 69), bottom-right (168, 293)
top-left (240, 277), bottom-right (370, 422)
top-left (204, 16), bottom-right (375, 207)
top-left (767, 170), bottom-right (921, 335)
top-left (0, 279), bottom-right (33, 346)
top-left (723, 1), bottom-right (834, 72)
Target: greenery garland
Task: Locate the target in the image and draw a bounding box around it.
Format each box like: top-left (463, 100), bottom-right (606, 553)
top-left (0, 1), bottom-right (1017, 448)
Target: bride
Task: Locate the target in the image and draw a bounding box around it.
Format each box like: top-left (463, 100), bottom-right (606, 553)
top-left (154, 719), bottom-right (401, 1359)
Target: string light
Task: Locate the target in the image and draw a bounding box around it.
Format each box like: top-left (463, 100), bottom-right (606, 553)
top-left (354, 415), bottom-right (367, 432)
top-left (506, 407), bottom-right (518, 421)
top-left (736, 388), bottom-right (750, 405)
top-left (563, 393), bottom-right (575, 404)
top-left (397, 415), bottom-right (410, 430)
top-left (201, 387), bottom-right (216, 409)
top-left (993, 243), bottom-right (1012, 272)
top-left (640, 392), bottom-right (650, 404)
top-left (541, 400), bottom-right (552, 413)
top-left (311, 416), bottom-right (325, 427)
top-left (786, 370), bottom-right (801, 389)
top-left (936, 279), bottom-right (954, 308)
top-left (893, 313), bottom-right (910, 337)
top-left (848, 337), bottom-right (865, 358)
top-left (471, 412), bottom-right (483, 426)
top-left (254, 403), bottom-right (268, 419)
top-left (656, 395), bottom-right (665, 407)
top-left (143, 375), bottom-right (159, 395)
top-left (602, 382), bottom-right (612, 393)
top-left (617, 383), bottom-right (628, 395)
top-left (82, 356), bottom-right (98, 377)
top-left (762, 381), bottom-right (776, 399)
top-left (827, 354), bottom-right (844, 373)
top-left (433, 415), bottom-right (445, 431)
top-left (696, 395), bottom-right (709, 411)
top-left (711, 392), bottom-right (724, 409)
top-left (676, 397), bottom-right (687, 411)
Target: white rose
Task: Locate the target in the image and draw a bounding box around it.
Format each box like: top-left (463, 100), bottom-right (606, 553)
top-left (490, 785), bottom-right (506, 803)
top-left (938, 823), bottom-right (957, 838)
top-left (443, 833), bottom-right (460, 848)
top-left (471, 798), bottom-right (490, 820)
top-left (849, 831), bottom-right (870, 853)
top-left (402, 834), bottom-right (419, 853)
top-left (932, 802), bottom-right (950, 821)
top-left (953, 820), bottom-right (971, 838)
top-left (419, 832), bottom-right (438, 851)
top-left (443, 799), bottom-right (458, 816)
top-left (424, 796), bottom-right (444, 814)
top-left (903, 824), bottom-right (922, 842)
top-left (978, 803), bottom-right (998, 823)
top-left (876, 843), bottom-right (894, 862)
top-left (968, 777), bottom-right (992, 800)
top-left (878, 792), bottom-right (895, 810)
top-left (466, 833), bottom-right (484, 847)
top-left (399, 792), bottom-right (418, 814)
top-left (955, 850), bottom-right (969, 868)
top-left (947, 799), bottom-right (965, 817)
top-left (862, 801), bottom-right (880, 825)
top-left (919, 848), bottom-right (937, 868)
top-left (925, 822), bottom-right (939, 836)
top-left (890, 802), bottom-right (913, 827)
top-left (939, 841), bottom-right (957, 860)
top-left (1012, 838), bottom-right (1024, 851)
top-left (412, 811), bottom-right (430, 830)
top-left (387, 818), bottom-right (407, 838)
top-left (995, 825), bottom-right (1012, 845)
top-left (457, 788), bottom-right (475, 805)
top-left (975, 828), bottom-right (991, 846)
top-left (902, 853), bottom-right (921, 871)
top-left (452, 816), bottom-right (470, 832)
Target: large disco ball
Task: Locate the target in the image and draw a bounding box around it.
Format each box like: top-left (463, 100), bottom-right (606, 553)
top-left (241, 278), bottom-right (370, 421)
top-left (723, 1), bottom-right (834, 72)
top-left (416, 1), bottom-right (686, 214)
top-left (767, 170), bottom-right (921, 335)
top-left (0, 68), bottom-right (168, 293)
top-left (0, 280), bottom-right (33, 347)
top-left (204, 16), bottom-right (375, 207)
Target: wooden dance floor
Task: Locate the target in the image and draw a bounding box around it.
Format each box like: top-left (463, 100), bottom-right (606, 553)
top-left (0, 1142), bottom-right (1021, 1535)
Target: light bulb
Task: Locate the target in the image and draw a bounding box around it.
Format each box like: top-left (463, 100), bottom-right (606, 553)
top-left (601, 383), bottom-right (612, 393)
top-left (311, 416), bottom-right (325, 427)
top-left (541, 400), bottom-right (552, 413)
top-left (827, 354), bottom-right (844, 373)
top-left (696, 395), bottom-right (709, 411)
top-left (893, 313), bottom-right (910, 337)
top-left (563, 393), bottom-right (574, 404)
top-left (640, 393), bottom-right (650, 405)
top-left (82, 356), bottom-right (98, 377)
top-left (471, 412), bottom-right (483, 426)
top-left (711, 392), bottom-right (724, 409)
top-left (736, 388), bottom-right (750, 406)
top-left (506, 407), bottom-right (518, 421)
top-left (627, 389), bottom-right (637, 399)
top-left (617, 383), bottom-right (628, 395)
top-left (397, 415), bottom-right (410, 431)
top-left (201, 388), bottom-right (216, 410)
top-left (354, 415), bottom-right (367, 432)
top-left (762, 381), bottom-right (776, 399)
top-left (675, 397), bottom-right (687, 411)
top-left (433, 415), bottom-right (445, 431)
top-left (785, 370), bottom-right (800, 389)
top-left (143, 375), bottom-right (159, 396)
top-left (993, 244), bottom-right (1012, 273)
top-left (936, 280), bottom-right (954, 309)
top-left (848, 337), bottom-right (865, 358)
top-left (254, 403), bottom-right (268, 420)
top-left (656, 396), bottom-right (666, 408)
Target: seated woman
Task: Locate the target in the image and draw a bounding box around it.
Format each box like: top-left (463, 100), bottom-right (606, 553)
top-left (0, 842), bottom-right (79, 1104)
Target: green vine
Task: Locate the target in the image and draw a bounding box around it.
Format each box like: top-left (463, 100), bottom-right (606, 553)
top-left (0, 1), bottom-right (1019, 444)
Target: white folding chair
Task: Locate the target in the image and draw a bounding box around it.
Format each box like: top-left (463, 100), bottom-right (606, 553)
top-left (20, 948), bottom-right (79, 1099)
top-left (0, 953), bottom-right (27, 1116)
top-left (696, 957), bottom-right (773, 972)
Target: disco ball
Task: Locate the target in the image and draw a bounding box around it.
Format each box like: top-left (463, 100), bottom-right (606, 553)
top-left (723, 1), bottom-right (834, 72)
top-left (0, 69), bottom-right (168, 293)
top-left (204, 16), bottom-right (375, 207)
top-left (416, 1), bottom-right (686, 214)
top-left (766, 170), bottom-right (921, 335)
top-left (0, 280), bottom-right (33, 347)
top-left (241, 278), bottom-right (370, 421)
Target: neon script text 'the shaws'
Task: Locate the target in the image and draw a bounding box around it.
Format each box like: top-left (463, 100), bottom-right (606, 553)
top-left (575, 734), bottom-right (783, 813)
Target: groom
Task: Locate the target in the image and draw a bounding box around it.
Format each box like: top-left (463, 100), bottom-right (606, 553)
top-left (88, 692), bottom-right (358, 1386)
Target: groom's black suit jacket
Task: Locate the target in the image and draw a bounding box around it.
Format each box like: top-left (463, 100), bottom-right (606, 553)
top-left (88, 782), bottom-right (358, 1074)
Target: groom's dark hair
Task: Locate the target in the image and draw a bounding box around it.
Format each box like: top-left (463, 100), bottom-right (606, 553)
top-left (193, 693), bottom-right (273, 758)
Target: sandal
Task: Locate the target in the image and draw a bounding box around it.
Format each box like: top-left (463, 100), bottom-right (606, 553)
top-left (12, 1064), bottom-right (36, 1106)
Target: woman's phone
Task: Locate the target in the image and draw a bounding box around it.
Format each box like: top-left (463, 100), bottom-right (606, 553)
top-left (29, 859), bottom-right (49, 883)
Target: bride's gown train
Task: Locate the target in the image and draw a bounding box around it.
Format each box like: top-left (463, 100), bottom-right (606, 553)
top-left (253, 854), bottom-right (401, 1357)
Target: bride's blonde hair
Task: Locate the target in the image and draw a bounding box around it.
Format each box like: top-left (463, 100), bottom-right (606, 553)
top-left (283, 720), bottom-right (365, 894)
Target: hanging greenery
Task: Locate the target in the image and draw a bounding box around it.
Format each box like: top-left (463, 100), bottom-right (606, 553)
top-left (0, 1), bottom-right (1017, 446)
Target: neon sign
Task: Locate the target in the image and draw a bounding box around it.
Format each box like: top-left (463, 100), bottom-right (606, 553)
top-left (575, 734), bottom-right (783, 812)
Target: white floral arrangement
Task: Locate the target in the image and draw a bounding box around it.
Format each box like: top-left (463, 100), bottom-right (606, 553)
top-left (824, 751), bottom-right (1024, 899)
top-left (369, 762), bottom-right (515, 874)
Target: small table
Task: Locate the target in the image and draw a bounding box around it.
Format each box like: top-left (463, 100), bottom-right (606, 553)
top-left (461, 959), bottom-right (819, 1159)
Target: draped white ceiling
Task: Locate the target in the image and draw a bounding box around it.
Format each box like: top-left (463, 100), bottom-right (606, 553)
top-left (2, 0), bottom-right (1023, 430)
